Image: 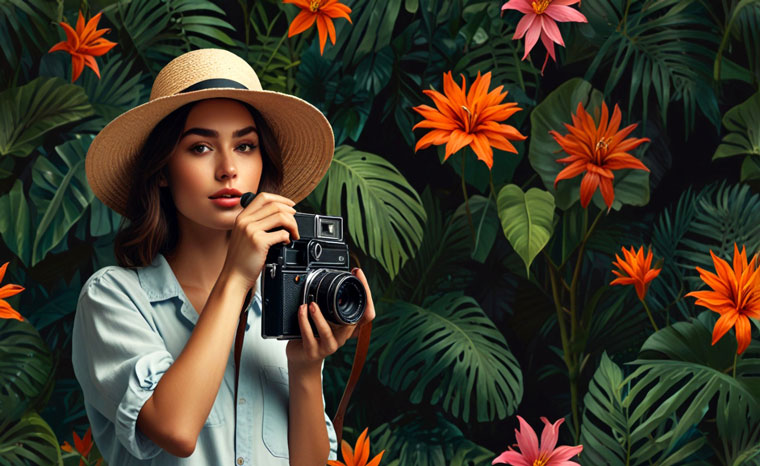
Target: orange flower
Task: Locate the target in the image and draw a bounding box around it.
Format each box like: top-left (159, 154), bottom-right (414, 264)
top-left (686, 243), bottom-right (760, 354)
top-left (284, 0), bottom-right (352, 55)
top-left (0, 262), bottom-right (24, 321)
top-left (327, 427), bottom-right (385, 466)
top-left (61, 427), bottom-right (95, 466)
top-left (48, 10), bottom-right (117, 82)
top-left (412, 71), bottom-right (527, 170)
top-left (550, 102), bottom-right (650, 209)
top-left (610, 246), bottom-right (661, 301)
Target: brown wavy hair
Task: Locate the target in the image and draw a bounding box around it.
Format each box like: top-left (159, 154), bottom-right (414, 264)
top-left (113, 99), bottom-right (283, 268)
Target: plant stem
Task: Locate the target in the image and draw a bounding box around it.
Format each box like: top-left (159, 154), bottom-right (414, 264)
top-left (546, 252), bottom-right (580, 440)
top-left (732, 352), bottom-right (738, 379)
top-left (461, 154), bottom-right (476, 246)
top-left (640, 299), bottom-right (659, 331)
top-left (489, 170), bottom-right (498, 202)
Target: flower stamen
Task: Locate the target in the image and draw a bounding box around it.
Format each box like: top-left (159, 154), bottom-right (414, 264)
top-left (531, 0), bottom-right (551, 14)
top-left (309, 0), bottom-right (321, 12)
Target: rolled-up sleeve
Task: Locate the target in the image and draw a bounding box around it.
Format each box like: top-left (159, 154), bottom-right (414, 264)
top-left (72, 269), bottom-right (174, 460)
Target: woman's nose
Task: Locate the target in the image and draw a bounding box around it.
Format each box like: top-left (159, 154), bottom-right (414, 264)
top-left (215, 149), bottom-right (237, 180)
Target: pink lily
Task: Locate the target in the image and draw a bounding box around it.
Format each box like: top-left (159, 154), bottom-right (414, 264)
top-left (493, 416), bottom-right (583, 466)
top-left (501, 0), bottom-right (587, 73)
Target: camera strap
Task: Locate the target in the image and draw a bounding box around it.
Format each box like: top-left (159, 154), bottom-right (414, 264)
top-left (332, 320), bottom-right (372, 446)
top-left (233, 288), bottom-right (253, 427)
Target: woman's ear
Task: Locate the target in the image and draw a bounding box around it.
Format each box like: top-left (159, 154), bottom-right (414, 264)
top-left (158, 172), bottom-right (168, 187)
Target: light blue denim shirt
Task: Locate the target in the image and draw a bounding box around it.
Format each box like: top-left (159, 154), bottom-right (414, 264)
top-left (72, 253), bottom-right (338, 465)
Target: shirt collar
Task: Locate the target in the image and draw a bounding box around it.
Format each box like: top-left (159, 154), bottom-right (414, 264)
top-left (136, 253), bottom-right (262, 324)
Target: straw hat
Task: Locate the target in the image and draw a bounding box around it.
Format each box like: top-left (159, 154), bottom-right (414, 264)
top-left (85, 48), bottom-right (334, 217)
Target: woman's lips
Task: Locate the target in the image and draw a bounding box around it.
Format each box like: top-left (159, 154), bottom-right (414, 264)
top-left (210, 197), bottom-right (240, 208)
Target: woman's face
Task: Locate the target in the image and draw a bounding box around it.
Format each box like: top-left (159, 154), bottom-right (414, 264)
top-left (162, 98), bottom-right (263, 231)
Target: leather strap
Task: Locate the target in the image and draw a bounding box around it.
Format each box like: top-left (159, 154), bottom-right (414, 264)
top-left (332, 321), bottom-right (372, 446)
top-left (234, 289), bottom-right (253, 423)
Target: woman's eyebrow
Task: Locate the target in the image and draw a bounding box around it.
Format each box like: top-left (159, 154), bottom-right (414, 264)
top-left (179, 126), bottom-right (258, 140)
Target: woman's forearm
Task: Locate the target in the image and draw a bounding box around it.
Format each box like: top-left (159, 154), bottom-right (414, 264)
top-left (288, 362), bottom-right (330, 466)
top-left (137, 270), bottom-right (251, 457)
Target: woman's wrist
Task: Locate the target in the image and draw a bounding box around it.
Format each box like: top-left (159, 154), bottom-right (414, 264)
top-left (287, 358), bottom-right (323, 380)
top-left (219, 266), bottom-right (257, 297)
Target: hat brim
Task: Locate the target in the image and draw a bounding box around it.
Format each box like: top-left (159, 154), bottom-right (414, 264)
top-left (85, 87), bottom-right (335, 217)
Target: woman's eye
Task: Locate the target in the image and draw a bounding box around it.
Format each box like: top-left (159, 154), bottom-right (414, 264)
top-left (191, 144), bottom-right (210, 154)
top-left (238, 143), bottom-right (258, 152)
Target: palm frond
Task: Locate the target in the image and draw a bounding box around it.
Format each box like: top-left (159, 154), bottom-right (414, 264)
top-left (581, 0), bottom-right (720, 133)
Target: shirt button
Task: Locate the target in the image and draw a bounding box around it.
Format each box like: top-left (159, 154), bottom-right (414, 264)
top-left (238, 397), bottom-right (246, 404)
top-left (237, 457), bottom-right (244, 465)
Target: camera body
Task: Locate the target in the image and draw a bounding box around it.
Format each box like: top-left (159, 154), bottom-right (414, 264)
top-left (261, 213), bottom-right (366, 339)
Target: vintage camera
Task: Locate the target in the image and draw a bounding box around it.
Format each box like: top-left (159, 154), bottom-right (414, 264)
top-left (260, 212), bottom-right (367, 339)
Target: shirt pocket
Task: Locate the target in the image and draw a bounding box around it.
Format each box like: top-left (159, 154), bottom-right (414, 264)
top-left (204, 398), bottom-right (226, 427)
top-left (260, 365), bottom-right (289, 458)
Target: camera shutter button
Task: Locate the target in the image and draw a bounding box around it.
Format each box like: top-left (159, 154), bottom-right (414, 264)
top-left (310, 243), bottom-right (323, 260)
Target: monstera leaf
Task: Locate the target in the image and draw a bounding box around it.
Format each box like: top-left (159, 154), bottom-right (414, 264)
top-left (321, 145), bottom-right (426, 279)
top-left (0, 77), bottom-right (93, 158)
top-left (29, 134), bottom-right (95, 266)
top-left (712, 90), bottom-right (760, 181)
top-left (0, 412), bottom-right (61, 466)
top-left (580, 353), bottom-right (707, 466)
top-left (371, 411), bottom-right (494, 466)
top-left (0, 319), bottom-right (53, 423)
top-left (372, 293), bottom-right (522, 422)
top-left (497, 184), bottom-right (555, 276)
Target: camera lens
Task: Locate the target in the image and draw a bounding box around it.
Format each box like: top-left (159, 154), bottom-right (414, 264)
top-left (305, 269), bottom-right (366, 325)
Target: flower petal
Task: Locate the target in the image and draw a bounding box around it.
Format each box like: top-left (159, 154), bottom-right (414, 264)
top-left (544, 4), bottom-right (587, 23)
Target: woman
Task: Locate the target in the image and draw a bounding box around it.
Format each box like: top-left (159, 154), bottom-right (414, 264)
top-left (72, 48), bottom-right (375, 466)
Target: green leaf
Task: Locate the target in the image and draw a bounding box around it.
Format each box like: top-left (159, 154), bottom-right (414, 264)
top-left (0, 179), bottom-right (32, 265)
top-left (371, 411), bottom-right (494, 466)
top-left (712, 91), bottom-right (760, 172)
top-left (108, 0), bottom-right (236, 75)
top-left (496, 184), bottom-right (555, 276)
top-left (437, 143), bottom-right (524, 195)
top-left (322, 145), bottom-right (426, 279)
top-left (0, 77), bottom-right (93, 158)
top-left (320, 0), bottom-right (403, 67)
top-left (627, 312), bottom-right (760, 464)
top-left (0, 412), bottom-right (61, 466)
top-left (29, 134), bottom-right (95, 266)
top-left (581, 0), bottom-right (719, 132)
top-left (0, 319), bottom-right (53, 424)
top-left (80, 53), bottom-right (146, 125)
top-left (372, 293), bottom-right (523, 422)
top-left (650, 181), bottom-right (760, 320)
top-left (580, 352), bottom-right (707, 466)
top-left (89, 195), bottom-right (122, 238)
top-left (453, 195), bottom-right (499, 263)
top-left (394, 187), bottom-right (471, 304)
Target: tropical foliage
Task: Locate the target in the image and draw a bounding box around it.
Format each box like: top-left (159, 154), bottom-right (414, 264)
top-left (0, 0), bottom-right (759, 465)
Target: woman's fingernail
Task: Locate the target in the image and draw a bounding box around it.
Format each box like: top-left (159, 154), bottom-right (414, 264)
top-left (310, 302), bottom-right (317, 313)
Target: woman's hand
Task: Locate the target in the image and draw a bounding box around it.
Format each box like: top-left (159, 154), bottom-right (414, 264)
top-left (221, 192), bottom-right (299, 290)
top-left (286, 268), bottom-right (376, 369)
